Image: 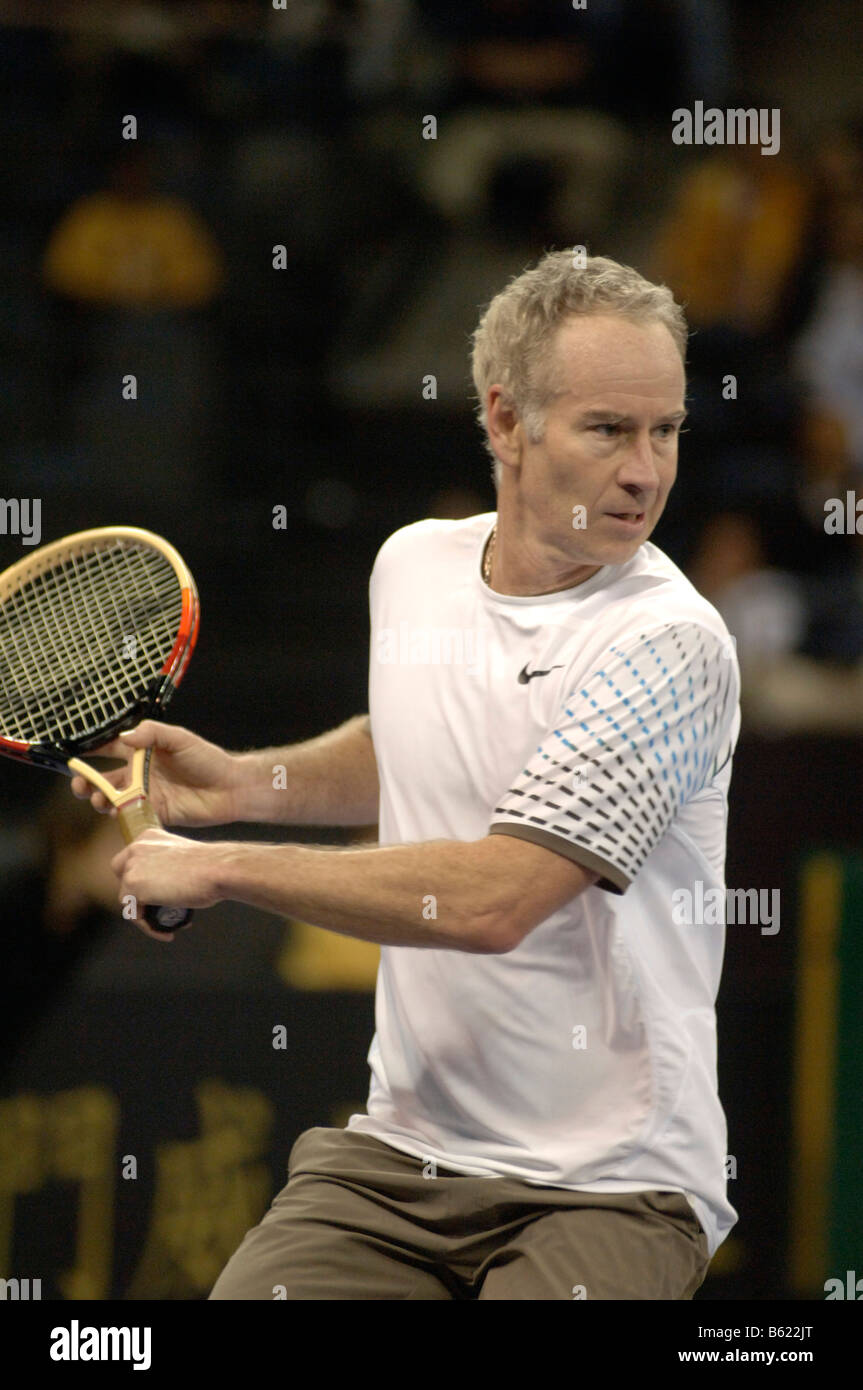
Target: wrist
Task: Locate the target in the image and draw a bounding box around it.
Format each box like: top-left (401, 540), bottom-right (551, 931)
top-left (207, 840), bottom-right (244, 903)
top-left (225, 750), bottom-right (265, 823)
top-left (211, 841), bottom-right (297, 909)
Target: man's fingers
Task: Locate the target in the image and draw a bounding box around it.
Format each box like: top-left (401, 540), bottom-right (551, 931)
top-left (70, 775), bottom-right (117, 813)
top-left (119, 720), bottom-right (188, 752)
top-left (72, 722), bottom-right (188, 764)
top-left (86, 789), bottom-right (113, 813)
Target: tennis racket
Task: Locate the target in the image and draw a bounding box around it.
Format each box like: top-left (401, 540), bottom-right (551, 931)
top-left (0, 526), bottom-right (200, 934)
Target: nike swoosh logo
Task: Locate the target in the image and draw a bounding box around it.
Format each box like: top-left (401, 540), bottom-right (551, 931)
top-left (518, 663), bottom-right (564, 684)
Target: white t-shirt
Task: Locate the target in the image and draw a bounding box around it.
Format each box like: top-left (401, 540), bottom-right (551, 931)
top-left (347, 512), bottom-right (741, 1256)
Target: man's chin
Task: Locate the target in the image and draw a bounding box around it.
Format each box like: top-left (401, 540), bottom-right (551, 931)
top-left (560, 517), bottom-right (655, 577)
top-left (587, 530), bottom-right (652, 566)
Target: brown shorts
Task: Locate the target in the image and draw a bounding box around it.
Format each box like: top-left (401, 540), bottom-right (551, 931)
top-left (209, 1126), bottom-right (712, 1301)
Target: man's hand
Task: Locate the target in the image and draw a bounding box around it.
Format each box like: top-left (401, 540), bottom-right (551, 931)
top-left (71, 721), bottom-right (238, 828)
top-left (71, 713), bottom-right (379, 830)
top-left (111, 828), bottom-right (223, 940)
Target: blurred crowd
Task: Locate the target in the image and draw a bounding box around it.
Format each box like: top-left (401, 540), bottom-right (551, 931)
top-left (0, 0), bottom-right (861, 733)
top-left (0, 6), bottom-right (857, 1302)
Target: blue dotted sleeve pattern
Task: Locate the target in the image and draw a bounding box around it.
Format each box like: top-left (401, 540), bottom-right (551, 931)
top-left (488, 622), bottom-right (739, 894)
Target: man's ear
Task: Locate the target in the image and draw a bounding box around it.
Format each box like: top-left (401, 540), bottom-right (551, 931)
top-left (486, 386), bottom-right (524, 467)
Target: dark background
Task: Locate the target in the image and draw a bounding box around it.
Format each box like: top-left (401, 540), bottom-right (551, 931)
top-left (0, 0), bottom-right (861, 1302)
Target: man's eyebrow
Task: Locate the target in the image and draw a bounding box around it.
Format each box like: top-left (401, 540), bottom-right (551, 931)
top-left (576, 408), bottom-right (689, 424)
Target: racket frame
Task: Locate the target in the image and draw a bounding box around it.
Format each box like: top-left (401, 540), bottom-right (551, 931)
top-left (0, 526), bottom-right (200, 933)
top-left (0, 526), bottom-right (198, 772)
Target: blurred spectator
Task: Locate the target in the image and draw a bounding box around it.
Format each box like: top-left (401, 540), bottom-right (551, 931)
top-left (688, 511), bottom-right (807, 676)
top-left (40, 147), bottom-right (224, 499)
top-left (648, 114), bottom-right (812, 504)
top-left (788, 408), bottom-right (860, 574)
top-left (687, 496), bottom-right (863, 731)
top-left (650, 135), bottom-right (811, 341)
top-left (781, 409), bottom-right (863, 667)
top-left (42, 147), bottom-right (223, 311)
top-left (780, 116), bottom-right (863, 338)
top-left (792, 196), bottom-right (863, 476)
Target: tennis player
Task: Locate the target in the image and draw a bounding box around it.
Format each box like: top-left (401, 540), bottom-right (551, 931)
top-left (75, 251), bottom-right (741, 1300)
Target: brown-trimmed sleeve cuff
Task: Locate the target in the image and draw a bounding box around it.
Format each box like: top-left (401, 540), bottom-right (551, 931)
top-left (488, 823), bottom-right (630, 895)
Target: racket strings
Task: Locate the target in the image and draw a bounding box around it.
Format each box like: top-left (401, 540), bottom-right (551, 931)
top-left (0, 542), bottom-right (184, 744)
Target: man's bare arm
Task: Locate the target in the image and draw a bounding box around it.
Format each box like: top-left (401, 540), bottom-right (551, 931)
top-left (118, 831), bottom-right (598, 952)
top-left (230, 713), bottom-right (380, 826)
top-left (70, 714), bottom-right (379, 830)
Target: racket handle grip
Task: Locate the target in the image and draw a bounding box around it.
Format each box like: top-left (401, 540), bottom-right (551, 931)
top-left (116, 798), bottom-right (195, 935)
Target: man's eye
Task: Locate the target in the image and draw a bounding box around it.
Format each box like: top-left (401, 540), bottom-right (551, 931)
top-left (589, 422), bottom-right (684, 438)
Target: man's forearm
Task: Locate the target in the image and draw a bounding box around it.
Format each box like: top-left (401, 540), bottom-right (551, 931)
top-left (210, 837), bottom-right (510, 953)
top-left (229, 714), bottom-right (379, 826)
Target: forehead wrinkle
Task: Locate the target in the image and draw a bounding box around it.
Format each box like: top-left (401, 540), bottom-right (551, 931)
top-left (546, 367), bottom-right (685, 412)
top-left (576, 406), bottom-right (688, 425)
top-left (547, 317), bottom-right (684, 391)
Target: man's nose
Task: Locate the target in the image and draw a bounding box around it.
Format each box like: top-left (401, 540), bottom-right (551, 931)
top-left (619, 433), bottom-right (663, 491)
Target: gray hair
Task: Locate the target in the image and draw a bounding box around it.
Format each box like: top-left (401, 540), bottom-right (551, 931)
top-left (470, 250), bottom-right (688, 486)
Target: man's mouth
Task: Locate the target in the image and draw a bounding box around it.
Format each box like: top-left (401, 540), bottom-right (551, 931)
top-left (607, 511), bottom-right (646, 524)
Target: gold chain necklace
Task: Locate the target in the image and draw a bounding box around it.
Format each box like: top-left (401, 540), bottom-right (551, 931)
top-left (482, 524), bottom-right (496, 584)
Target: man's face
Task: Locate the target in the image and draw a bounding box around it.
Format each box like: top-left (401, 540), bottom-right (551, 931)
top-left (500, 313), bottom-right (686, 570)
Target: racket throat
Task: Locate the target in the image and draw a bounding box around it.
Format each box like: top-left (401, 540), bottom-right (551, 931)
top-left (115, 793), bottom-right (160, 845)
top-left (116, 748), bottom-right (158, 843)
